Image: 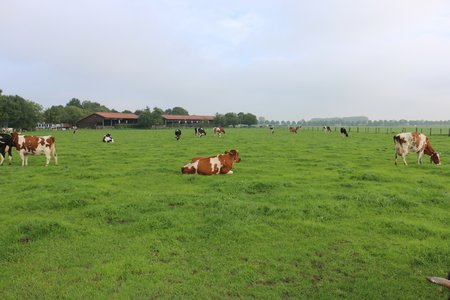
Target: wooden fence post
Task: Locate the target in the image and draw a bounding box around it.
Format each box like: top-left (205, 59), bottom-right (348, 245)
top-left (430, 128), bottom-right (432, 136)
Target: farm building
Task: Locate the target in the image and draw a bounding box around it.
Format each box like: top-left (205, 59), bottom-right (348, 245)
top-left (162, 114), bottom-right (215, 127)
top-left (76, 112), bottom-right (138, 129)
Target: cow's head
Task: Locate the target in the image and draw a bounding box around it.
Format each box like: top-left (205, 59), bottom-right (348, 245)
top-left (430, 152), bottom-right (441, 165)
top-left (11, 132), bottom-right (19, 145)
top-left (226, 149), bottom-right (241, 162)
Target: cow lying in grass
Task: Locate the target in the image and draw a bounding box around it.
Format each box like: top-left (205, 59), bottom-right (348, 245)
top-left (181, 149), bottom-right (241, 175)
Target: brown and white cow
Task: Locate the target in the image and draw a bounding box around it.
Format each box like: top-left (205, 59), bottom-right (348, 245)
top-left (11, 132), bottom-right (58, 166)
top-left (289, 126), bottom-right (300, 133)
top-left (394, 132), bottom-right (440, 166)
top-left (181, 149), bottom-right (241, 175)
top-left (213, 127), bottom-right (226, 137)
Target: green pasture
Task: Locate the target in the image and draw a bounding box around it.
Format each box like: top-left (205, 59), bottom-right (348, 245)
top-left (0, 128), bottom-right (449, 299)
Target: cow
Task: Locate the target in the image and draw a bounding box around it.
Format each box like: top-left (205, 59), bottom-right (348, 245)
top-left (289, 126), bottom-right (300, 133)
top-left (213, 127), bottom-right (225, 137)
top-left (394, 132), bottom-right (440, 166)
top-left (0, 133), bottom-right (13, 165)
top-left (323, 126), bottom-right (332, 133)
top-left (181, 149), bottom-right (241, 175)
top-left (340, 127), bottom-right (348, 137)
top-left (11, 132), bottom-right (58, 166)
top-left (194, 127), bottom-right (206, 137)
top-left (1, 128), bottom-right (14, 134)
top-left (269, 125), bottom-right (274, 134)
top-left (175, 129), bottom-right (182, 141)
top-left (103, 133), bottom-right (114, 143)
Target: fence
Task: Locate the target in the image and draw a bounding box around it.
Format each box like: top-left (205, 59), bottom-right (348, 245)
top-left (303, 126), bottom-right (450, 136)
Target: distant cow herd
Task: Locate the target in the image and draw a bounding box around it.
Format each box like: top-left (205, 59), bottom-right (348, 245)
top-left (0, 126), bottom-right (442, 171)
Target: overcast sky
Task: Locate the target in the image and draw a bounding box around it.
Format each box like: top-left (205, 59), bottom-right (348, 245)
top-left (1, 1), bottom-right (449, 121)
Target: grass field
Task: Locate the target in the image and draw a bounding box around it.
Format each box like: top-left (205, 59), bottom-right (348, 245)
top-left (0, 128), bottom-right (449, 299)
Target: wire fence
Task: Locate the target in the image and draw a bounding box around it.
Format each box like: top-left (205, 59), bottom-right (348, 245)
top-left (303, 126), bottom-right (450, 136)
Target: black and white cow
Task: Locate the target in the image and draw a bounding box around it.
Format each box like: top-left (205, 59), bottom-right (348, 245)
top-left (0, 133), bottom-right (13, 165)
top-left (340, 127), bottom-right (348, 137)
top-left (194, 127), bottom-right (206, 137)
top-left (323, 126), bottom-right (332, 133)
top-left (102, 133), bottom-right (114, 143)
top-left (175, 129), bottom-right (182, 141)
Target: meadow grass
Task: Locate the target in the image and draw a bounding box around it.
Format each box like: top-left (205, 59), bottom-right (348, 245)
top-left (0, 128), bottom-right (449, 299)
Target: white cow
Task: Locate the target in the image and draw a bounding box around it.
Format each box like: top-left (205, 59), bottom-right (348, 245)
top-left (394, 132), bottom-right (440, 165)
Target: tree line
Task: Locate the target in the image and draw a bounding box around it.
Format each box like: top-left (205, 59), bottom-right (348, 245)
top-left (0, 89), bottom-right (258, 130)
top-left (1, 89), bottom-right (448, 130)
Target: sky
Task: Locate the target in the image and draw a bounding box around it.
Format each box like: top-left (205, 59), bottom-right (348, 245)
top-left (1, 0), bottom-right (450, 121)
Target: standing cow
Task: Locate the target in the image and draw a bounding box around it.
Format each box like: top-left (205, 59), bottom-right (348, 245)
top-left (175, 129), bottom-right (182, 141)
top-left (213, 127), bottom-right (225, 137)
top-left (289, 126), bottom-right (300, 133)
top-left (11, 132), bottom-right (58, 166)
top-left (194, 127), bottom-right (206, 137)
top-left (269, 125), bottom-right (274, 134)
top-left (340, 127), bottom-right (348, 137)
top-left (323, 126), bottom-right (332, 133)
top-left (394, 132), bottom-right (440, 165)
top-left (0, 133), bottom-right (13, 165)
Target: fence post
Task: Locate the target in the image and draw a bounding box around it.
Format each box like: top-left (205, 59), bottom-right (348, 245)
top-left (430, 128), bottom-right (432, 136)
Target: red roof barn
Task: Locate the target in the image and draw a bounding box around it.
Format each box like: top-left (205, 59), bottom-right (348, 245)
top-left (76, 112), bottom-right (138, 129)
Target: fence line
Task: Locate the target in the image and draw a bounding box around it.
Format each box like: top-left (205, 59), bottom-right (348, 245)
top-left (302, 126), bottom-right (450, 136)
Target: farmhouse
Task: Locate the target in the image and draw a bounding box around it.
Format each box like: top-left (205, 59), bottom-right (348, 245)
top-left (76, 112), bottom-right (138, 129)
top-left (161, 114), bottom-right (215, 127)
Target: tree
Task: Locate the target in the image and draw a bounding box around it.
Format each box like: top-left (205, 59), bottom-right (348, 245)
top-left (171, 106), bottom-right (189, 115)
top-left (66, 98), bottom-right (82, 108)
top-left (81, 100), bottom-right (109, 113)
top-left (224, 112), bottom-right (239, 127)
top-left (44, 105), bottom-right (66, 123)
top-left (137, 107), bottom-right (153, 128)
top-left (0, 94), bottom-right (42, 130)
top-left (150, 107), bottom-right (164, 126)
top-left (63, 106), bottom-right (85, 124)
top-left (213, 113), bottom-right (226, 126)
top-left (241, 113), bottom-right (258, 125)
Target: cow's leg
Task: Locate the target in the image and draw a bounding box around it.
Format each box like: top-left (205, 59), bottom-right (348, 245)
top-left (417, 151), bottom-right (424, 164)
top-left (20, 152), bottom-right (25, 166)
top-left (7, 147), bottom-right (12, 165)
top-left (0, 152), bottom-right (4, 165)
top-left (52, 147), bottom-right (58, 165)
top-left (395, 153), bottom-right (398, 165)
top-left (402, 154), bottom-right (408, 166)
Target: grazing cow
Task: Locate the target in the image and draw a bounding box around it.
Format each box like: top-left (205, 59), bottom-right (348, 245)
top-left (213, 127), bottom-right (226, 137)
top-left (103, 133), bottom-right (114, 143)
top-left (181, 149), bottom-right (241, 175)
top-left (194, 127), bottom-right (206, 137)
top-left (323, 126), bottom-right (332, 133)
top-left (0, 133), bottom-right (13, 165)
top-left (11, 132), bottom-right (58, 166)
top-left (269, 125), bottom-right (274, 134)
top-left (289, 126), bottom-right (300, 133)
top-left (175, 129), bottom-right (182, 141)
top-left (340, 127), bottom-right (348, 137)
top-left (394, 132), bottom-right (440, 166)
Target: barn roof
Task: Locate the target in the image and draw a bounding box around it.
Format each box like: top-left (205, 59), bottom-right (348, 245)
top-left (94, 112), bottom-right (139, 119)
top-left (161, 114), bottom-right (215, 121)
top-left (76, 112), bottom-right (139, 123)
